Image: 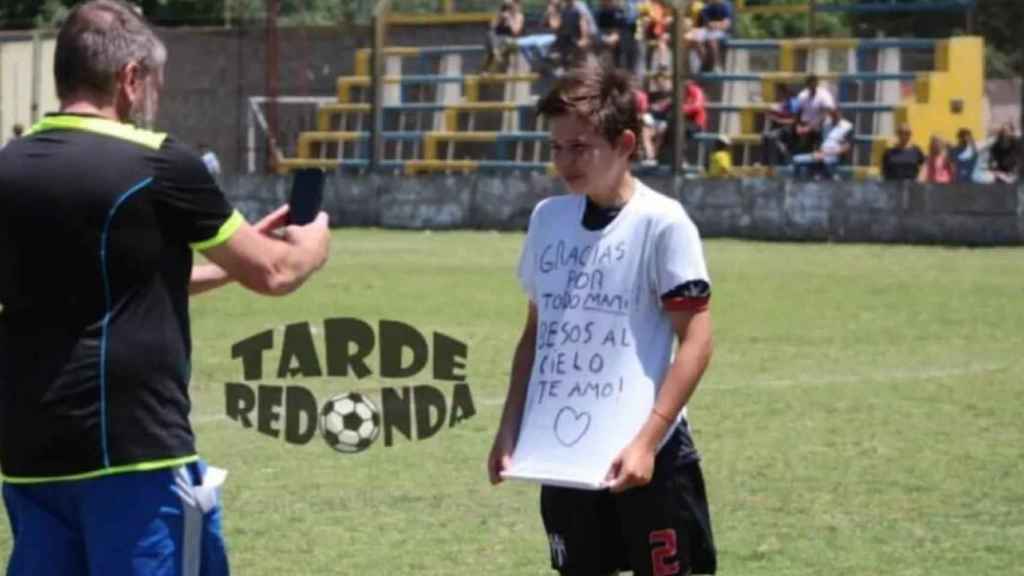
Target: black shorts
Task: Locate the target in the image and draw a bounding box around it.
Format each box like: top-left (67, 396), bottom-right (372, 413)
top-left (539, 434), bottom-right (716, 575)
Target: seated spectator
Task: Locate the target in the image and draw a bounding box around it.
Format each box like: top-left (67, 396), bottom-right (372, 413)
top-left (794, 75), bottom-right (835, 153)
top-left (619, 0), bottom-right (644, 75)
top-left (761, 84), bottom-right (800, 166)
top-left (882, 123), bottom-right (926, 181)
top-left (643, 0), bottom-right (674, 73)
top-left (989, 122), bottom-right (1020, 184)
top-left (594, 0), bottom-right (628, 67)
top-left (680, 1), bottom-right (705, 72)
top-left (644, 74), bottom-right (706, 165)
top-left (950, 128), bottom-right (978, 183)
top-left (919, 135), bottom-right (953, 184)
top-left (547, 0), bottom-right (593, 72)
top-left (635, 87), bottom-right (658, 164)
top-left (707, 135), bottom-right (733, 177)
top-left (688, 0), bottom-right (733, 72)
top-left (683, 79), bottom-right (708, 134)
top-left (791, 106), bottom-right (852, 180)
top-left (483, 0), bottom-right (525, 72)
top-left (642, 68), bottom-right (673, 163)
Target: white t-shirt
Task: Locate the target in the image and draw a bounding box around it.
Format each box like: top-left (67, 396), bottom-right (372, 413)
top-left (506, 180), bottom-right (710, 488)
top-left (820, 118), bottom-right (853, 157)
top-left (796, 87), bottom-right (836, 127)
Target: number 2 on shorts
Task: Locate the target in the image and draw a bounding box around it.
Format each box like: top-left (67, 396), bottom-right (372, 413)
top-left (649, 529), bottom-right (681, 576)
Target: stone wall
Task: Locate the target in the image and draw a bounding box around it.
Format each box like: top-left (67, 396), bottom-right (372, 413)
top-left (222, 173), bottom-right (1024, 246)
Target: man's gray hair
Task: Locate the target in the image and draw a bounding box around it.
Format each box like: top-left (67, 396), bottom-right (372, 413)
top-left (54, 0), bottom-right (166, 101)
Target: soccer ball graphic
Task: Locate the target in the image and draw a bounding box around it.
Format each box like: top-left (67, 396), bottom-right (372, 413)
top-left (320, 392), bottom-right (381, 453)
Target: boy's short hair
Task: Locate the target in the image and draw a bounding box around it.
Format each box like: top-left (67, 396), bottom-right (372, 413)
top-left (536, 56), bottom-right (640, 155)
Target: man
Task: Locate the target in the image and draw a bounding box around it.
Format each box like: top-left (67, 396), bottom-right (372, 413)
top-left (0, 2), bottom-right (330, 574)
top-left (548, 0), bottom-right (593, 72)
top-left (792, 106), bottom-right (853, 180)
top-left (761, 84), bottom-right (800, 166)
top-left (594, 0), bottom-right (627, 67)
top-left (882, 122), bottom-right (926, 181)
top-left (487, 56), bottom-right (717, 576)
top-left (794, 75), bottom-right (836, 152)
top-left (644, 75), bottom-right (705, 165)
top-left (988, 122), bottom-right (1020, 184)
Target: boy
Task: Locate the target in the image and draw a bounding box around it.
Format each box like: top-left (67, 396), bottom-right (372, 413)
top-left (487, 56), bottom-right (717, 576)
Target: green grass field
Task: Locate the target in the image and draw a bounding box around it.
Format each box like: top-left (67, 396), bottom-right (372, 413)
top-left (3, 230), bottom-right (1023, 575)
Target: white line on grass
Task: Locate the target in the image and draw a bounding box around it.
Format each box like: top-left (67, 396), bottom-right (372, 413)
top-left (713, 363), bottom-right (1007, 391)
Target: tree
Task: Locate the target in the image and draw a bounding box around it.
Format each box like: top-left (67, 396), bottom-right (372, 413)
top-left (846, 0), bottom-right (1023, 78)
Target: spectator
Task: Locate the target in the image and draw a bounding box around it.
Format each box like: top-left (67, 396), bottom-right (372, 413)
top-left (683, 79), bottom-right (708, 134)
top-left (645, 76), bottom-right (707, 165)
top-left (760, 84), bottom-right (800, 166)
top-left (989, 122), bottom-right (1020, 184)
top-left (882, 123), bottom-right (925, 181)
top-left (708, 135), bottom-right (733, 177)
top-left (949, 128), bottom-right (978, 183)
top-left (548, 0), bottom-right (593, 72)
top-left (681, 1), bottom-right (705, 72)
top-left (635, 87), bottom-right (660, 165)
top-left (690, 0), bottom-right (733, 72)
top-left (791, 106), bottom-right (853, 180)
top-left (794, 75), bottom-right (836, 153)
top-left (595, 0), bottom-right (628, 67)
top-left (619, 0), bottom-right (644, 76)
top-left (483, 0), bottom-right (525, 73)
top-left (643, 0), bottom-right (674, 73)
top-left (641, 67), bottom-right (673, 162)
top-left (919, 135), bottom-right (953, 184)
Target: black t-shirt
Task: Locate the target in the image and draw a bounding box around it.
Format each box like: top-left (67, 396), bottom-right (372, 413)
top-left (0, 114), bottom-right (240, 480)
top-left (989, 137), bottom-right (1020, 173)
top-left (882, 145), bottom-right (925, 181)
top-left (557, 4), bottom-right (584, 44)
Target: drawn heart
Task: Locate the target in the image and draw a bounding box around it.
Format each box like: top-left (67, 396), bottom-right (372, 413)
top-left (554, 406), bottom-right (591, 447)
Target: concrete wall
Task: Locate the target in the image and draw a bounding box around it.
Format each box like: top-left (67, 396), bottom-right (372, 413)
top-left (157, 25), bottom-right (372, 175)
top-left (223, 174), bottom-right (1024, 246)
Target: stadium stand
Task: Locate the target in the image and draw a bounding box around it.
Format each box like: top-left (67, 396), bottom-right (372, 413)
top-left (276, 1), bottom-right (984, 179)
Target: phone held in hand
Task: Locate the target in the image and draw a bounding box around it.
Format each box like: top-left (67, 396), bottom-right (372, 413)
top-left (288, 168), bottom-right (325, 225)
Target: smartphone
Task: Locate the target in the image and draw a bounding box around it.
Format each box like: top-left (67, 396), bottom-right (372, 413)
top-left (288, 168), bottom-right (325, 225)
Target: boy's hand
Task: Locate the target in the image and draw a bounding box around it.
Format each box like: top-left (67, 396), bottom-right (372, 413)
top-left (487, 432), bottom-right (516, 485)
top-left (605, 437), bottom-right (657, 493)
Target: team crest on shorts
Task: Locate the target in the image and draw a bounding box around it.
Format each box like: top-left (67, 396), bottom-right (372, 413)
top-left (548, 533), bottom-right (568, 568)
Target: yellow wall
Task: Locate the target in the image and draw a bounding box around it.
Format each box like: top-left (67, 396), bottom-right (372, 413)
top-left (896, 36), bottom-right (985, 151)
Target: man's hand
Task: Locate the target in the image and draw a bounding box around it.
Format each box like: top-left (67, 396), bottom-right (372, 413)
top-left (254, 204), bottom-right (290, 235)
top-left (282, 211), bottom-right (330, 273)
top-left (605, 435), bottom-right (657, 493)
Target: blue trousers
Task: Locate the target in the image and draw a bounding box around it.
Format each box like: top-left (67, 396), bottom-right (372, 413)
top-left (3, 461), bottom-right (229, 576)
